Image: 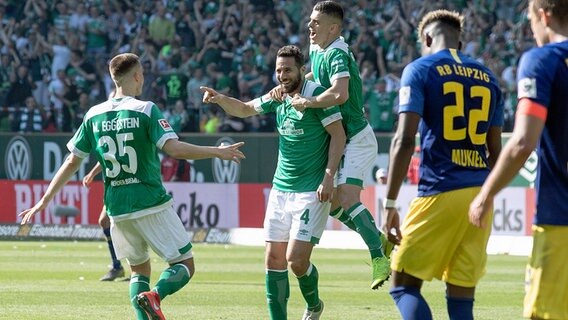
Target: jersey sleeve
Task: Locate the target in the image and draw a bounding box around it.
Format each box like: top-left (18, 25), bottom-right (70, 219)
top-left (517, 48), bottom-right (554, 108)
top-left (149, 103), bottom-right (179, 149)
top-left (67, 120), bottom-right (92, 158)
top-left (313, 86), bottom-right (342, 126)
top-left (326, 50), bottom-right (350, 84)
top-left (397, 61), bottom-right (426, 116)
top-left (252, 96), bottom-right (279, 114)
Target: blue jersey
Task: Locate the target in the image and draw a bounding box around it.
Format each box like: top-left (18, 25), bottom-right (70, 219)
top-left (517, 41), bottom-right (568, 226)
top-left (398, 49), bottom-right (504, 196)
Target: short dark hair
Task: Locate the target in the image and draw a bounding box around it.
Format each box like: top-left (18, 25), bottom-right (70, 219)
top-left (276, 45), bottom-right (304, 68)
top-left (418, 9), bottom-right (463, 40)
top-left (109, 53), bottom-right (140, 80)
top-left (532, 0), bottom-right (568, 24)
top-left (313, 1), bottom-right (343, 23)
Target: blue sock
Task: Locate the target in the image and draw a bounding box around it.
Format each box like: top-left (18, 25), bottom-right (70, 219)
top-left (103, 228), bottom-right (122, 270)
top-left (446, 296), bottom-right (474, 320)
top-left (390, 286), bottom-right (433, 320)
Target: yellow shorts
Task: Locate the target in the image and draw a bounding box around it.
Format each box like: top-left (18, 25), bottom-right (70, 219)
top-left (391, 186), bottom-right (493, 287)
top-left (524, 225), bottom-right (568, 319)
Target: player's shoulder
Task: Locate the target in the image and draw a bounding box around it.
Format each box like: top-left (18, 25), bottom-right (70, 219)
top-left (401, 56), bottom-right (432, 80)
top-left (84, 99), bottom-right (112, 121)
top-left (85, 97), bottom-right (156, 121)
top-left (521, 42), bottom-right (568, 69)
top-left (302, 80), bottom-right (326, 97)
top-left (324, 37), bottom-right (350, 56)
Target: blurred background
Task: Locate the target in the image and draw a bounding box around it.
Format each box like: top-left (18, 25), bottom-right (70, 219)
top-left (0, 0), bottom-right (529, 135)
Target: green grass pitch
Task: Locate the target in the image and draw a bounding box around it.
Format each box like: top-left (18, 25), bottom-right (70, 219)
top-left (0, 241), bottom-right (525, 319)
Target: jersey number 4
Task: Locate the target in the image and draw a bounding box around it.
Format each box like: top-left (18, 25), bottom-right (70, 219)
top-left (443, 81), bottom-right (491, 145)
top-left (98, 133), bottom-right (138, 178)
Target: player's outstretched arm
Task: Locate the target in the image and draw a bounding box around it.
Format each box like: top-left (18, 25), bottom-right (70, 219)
top-left (83, 161), bottom-right (103, 187)
top-left (469, 111), bottom-right (544, 228)
top-left (291, 77), bottom-right (349, 111)
top-left (162, 139), bottom-right (246, 163)
top-left (19, 154), bottom-right (84, 224)
top-left (200, 86), bottom-right (259, 118)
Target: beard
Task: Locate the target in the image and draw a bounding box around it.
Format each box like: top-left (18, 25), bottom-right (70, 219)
top-left (280, 74), bottom-right (302, 94)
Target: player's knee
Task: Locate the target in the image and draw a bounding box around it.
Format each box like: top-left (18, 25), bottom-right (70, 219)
top-left (287, 258), bottom-right (309, 277)
top-left (338, 191), bottom-right (358, 210)
top-left (265, 252), bottom-right (287, 270)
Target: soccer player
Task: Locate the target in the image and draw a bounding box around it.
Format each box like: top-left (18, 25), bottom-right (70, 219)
top-left (289, 0), bottom-right (392, 289)
top-left (382, 10), bottom-right (503, 320)
top-left (83, 162), bottom-right (126, 281)
top-left (201, 45), bottom-right (345, 320)
top-left (19, 53), bottom-right (245, 320)
top-left (468, 1), bottom-right (568, 319)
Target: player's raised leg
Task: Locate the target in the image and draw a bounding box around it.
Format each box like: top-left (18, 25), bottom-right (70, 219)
top-left (329, 193), bottom-right (356, 231)
top-left (337, 128), bottom-right (392, 289)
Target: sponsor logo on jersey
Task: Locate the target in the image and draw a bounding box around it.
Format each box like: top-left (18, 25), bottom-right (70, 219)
top-left (518, 78), bottom-right (537, 99)
top-left (159, 119), bottom-right (172, 130)
top-left (399, 86), bottom-right (411, 105)
top-left (4, 136), bottom-right (32, 180)
top-left (331, 58), bottom-right (345, 69)
top-left (279, 118), bottom-right (304, 135)
top-left (212, 137), bottom-right (240, 183)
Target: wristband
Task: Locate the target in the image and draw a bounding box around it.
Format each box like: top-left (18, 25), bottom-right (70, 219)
top-left (384, 198), bottom-right (397, 209)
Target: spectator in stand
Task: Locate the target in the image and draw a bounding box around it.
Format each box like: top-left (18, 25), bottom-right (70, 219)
top-left (168, 100), bottom-right (189, 133)
top-left (149, 3), bottom-right (175, 47)
top-left (48, 69), bottom-right (66, 126)
top-left (85, 5), bottom-right (107, 60)
top-left (71, 92), bottom-right (90, 132)
top-left (155, 65), bottom-right (189, 108)
top-left (0, 0), bottom-right (535, 133)
top-left (69, 3), bottom-right (90, 34)
top-left (365, 78), bottom-right (397, 132)
top-left (376, 168), bottom-right (388, 185)
top-left (52, 2), bottom-right (70, 38)
top-left (18, 96), bottom-right (44, 133)
top-left (66, 50), bottom-right (97, 97)
top-left (6, 65), bottom-right (35, 111)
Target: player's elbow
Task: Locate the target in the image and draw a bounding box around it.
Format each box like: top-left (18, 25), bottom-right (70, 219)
top-left (392, 134), bottom-right (414, 150)
top-left (335, 91), bottom-right (349, 105)
top-left (162, 140), bottom-right (184, 159)
top-left (511, 137), bottom-right (536, 159)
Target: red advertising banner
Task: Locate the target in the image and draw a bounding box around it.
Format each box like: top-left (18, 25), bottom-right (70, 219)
top-left (0, 179), bottom-right (538, 236)
top-left (238, 184), bottom-right (271, 228)
top-left (0, 180), bottom-right (104, 224)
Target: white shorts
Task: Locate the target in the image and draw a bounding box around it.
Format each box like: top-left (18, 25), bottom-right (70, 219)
top-left (264, 189), bottom-right (330, 244)
top-left (110, 206), bottom-right (193, 266)
top-left (337, 125), bottom-right (378, 187)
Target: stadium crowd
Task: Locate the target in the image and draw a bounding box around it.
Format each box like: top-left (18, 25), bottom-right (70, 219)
top-left (0, 0), bottom-right (530, 134)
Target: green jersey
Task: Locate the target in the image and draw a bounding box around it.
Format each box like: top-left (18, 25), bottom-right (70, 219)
top-left (253, 80), bottom-right (342, 192)
top-left (67, 97), bottom-right (177, 219)
top-left (309, 37), bottom-right (368, 139)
